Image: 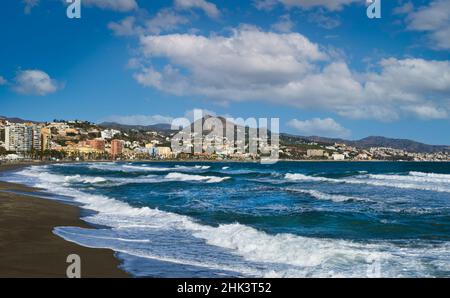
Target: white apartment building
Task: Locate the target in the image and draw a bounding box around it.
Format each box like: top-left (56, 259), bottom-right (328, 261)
top-left (101, 129), bottom-right (120, 140)
top-left (5, 123), bottom-right (41, 152)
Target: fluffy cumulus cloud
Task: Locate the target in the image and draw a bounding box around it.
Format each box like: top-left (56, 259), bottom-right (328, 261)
top-left (400, 0), bottom-right (450, 50)
top-left (83, 0), bottom-right (138, 12)
top-left (132, 27), bottom-right (450, 121)
top-left (136, 26), bottom-right (327, 89)
top-left (174, 0), bottom-right (220, 18)
top-left (254, 0), bottom-right (359, 11)
top-left (287, 118), bottom-right (350, 137)
top-left (13, 69), bottom-right (61, 96)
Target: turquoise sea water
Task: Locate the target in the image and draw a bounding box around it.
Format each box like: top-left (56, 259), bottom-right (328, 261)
top-left (2, 161), bottom-right (450, 277)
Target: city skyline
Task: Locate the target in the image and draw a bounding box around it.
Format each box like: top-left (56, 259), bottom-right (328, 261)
top-left (1, 0), bottom-right (450, 145)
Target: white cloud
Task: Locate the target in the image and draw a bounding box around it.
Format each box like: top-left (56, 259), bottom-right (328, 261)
top-left (254, 0), bottom-right (359, 11)
top-left (137, 27), bottom-right (327, 86)
top-left (109, 9), bottom-right (189, 36)
top-left (134, 67), bottom-right (164, 90)
top-left (103, 114), bottom-right (174, 126)
top-left (403, 105), bottom-right (448, 120)
top-left (108, 16), bottom-right (141, 36)
top-left (132, 27), bottom-right (450, 121)
top-left (287, 118), bottom-right (351, 137)
top-left (23, 0), bottom-right (39, 14)
top-left (0, 76), bottom-right (7, 85)
top-left (146, 9), bottom-right (190, 34)
top-left (307, 9), bottom-right (341, 29)
top-left (393, 2), bottom-right (414, 15)
top-left (174, 0), bottom-right (220, 18)
top-left (271, 14), bottom-right (295, 33)
top-left (401, 0), bottom-right (450, 50)
top-left (13, 69), bottom-right (61, 96)
top-left (83, 0), bottom-right (138, 12)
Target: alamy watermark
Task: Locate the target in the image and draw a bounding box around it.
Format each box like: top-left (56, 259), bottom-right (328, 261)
top-left (66, 0), bottom-right (81, 19)
top-left (171, 110), bottom-right (280, 164)
top-left (367, 0), bottom-right (381, 19)
top-left (66, 254), bottom-right (81, 278)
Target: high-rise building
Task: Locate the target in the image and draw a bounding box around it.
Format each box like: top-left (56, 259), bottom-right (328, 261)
top-left (32, 125), bottom-right (42, 151)
top-left (4, 123), bottom-right (41, 153)
top-left (40, 127), bottom-right (52, 151)
top-left (111, 139), bottom-right (123, 157)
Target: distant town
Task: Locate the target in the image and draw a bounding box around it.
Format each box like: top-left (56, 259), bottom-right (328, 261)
top-left (0, 116), bottom-right (449, 162)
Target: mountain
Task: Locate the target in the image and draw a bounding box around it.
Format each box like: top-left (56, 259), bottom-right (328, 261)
top-left (98, 122), bottom-right (173, 132)
top-left (0, 115), bottom-right (38, 123)
top-left (284, 135), bottom-right (449, 153)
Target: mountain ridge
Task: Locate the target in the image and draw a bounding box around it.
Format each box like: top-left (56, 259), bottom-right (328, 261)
top-left (282, 134), bottom-right (449, 153)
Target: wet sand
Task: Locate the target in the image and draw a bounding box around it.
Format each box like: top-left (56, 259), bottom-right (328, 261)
top-left (0, 163), bottom-right (129, 278)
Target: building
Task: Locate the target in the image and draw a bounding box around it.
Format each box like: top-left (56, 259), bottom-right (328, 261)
top-left (307, 149), bottom-right (325, 158)
top-left (4, 123), bottom-right (41, 153)
top-left (332, 153), bottom-right (345, 161)
top-left (40, 127), bottom-right (52, 151)
top-left (64, 145), bottom-right (104, 156)
top-left (157, 147), bottom-right (172, 159)
top-left (33, 125), bottom-right (42, 151)
top-left (111, 139), bottom-right (123, 157)
top-left (101, 129), bottom-right (120, 140)
top-left (86, 139), bottom-right (105, 151)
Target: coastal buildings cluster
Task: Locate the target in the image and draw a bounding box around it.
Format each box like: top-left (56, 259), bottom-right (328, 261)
top-left (0, 119), bottom-right (172, 161)
top-left (280, 142), bottom-right (449, 161)
top-left (0, 118), bottom-right (449, 162)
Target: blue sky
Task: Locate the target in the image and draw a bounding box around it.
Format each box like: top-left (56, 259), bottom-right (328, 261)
top-left (0, 0), bottom-right (449, 144)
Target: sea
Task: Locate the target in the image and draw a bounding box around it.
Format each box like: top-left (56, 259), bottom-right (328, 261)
top-left (1, 161), bottom-right (449, 277)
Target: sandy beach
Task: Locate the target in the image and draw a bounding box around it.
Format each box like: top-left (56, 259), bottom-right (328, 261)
top-left (0, 162), bottom-right (129, 278)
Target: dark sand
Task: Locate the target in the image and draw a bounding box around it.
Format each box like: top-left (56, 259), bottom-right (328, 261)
top-left (0, 162), bottom-right (129, 278)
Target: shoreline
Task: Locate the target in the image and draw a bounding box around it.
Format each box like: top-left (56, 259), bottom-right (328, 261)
top-left (0, 163), bottom-right (129, 278)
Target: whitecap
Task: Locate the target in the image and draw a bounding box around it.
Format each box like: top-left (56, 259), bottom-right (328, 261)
top-left (165, 172), bottom-right (230, 183)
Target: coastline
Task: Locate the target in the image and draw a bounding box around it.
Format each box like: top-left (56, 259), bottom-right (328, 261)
top-left (0, 163), bottom-right (129, 278)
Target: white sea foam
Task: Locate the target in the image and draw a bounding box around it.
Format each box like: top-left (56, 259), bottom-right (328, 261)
top-left (88, 163), bottom-right (210, 173)
top-left (286, 188), bottom-right (367, 203)
top-left (284, 172), bottom-right (450, 193)
top-left (368, 173), bottom-right (450, 184)
top-left (65, 175), bottom-right (107, 184)
top-left (165, 172), bottom-right (230, 183)
top-left (345, 176), bottom-right (450, 193)
top-left (13, 169), bottom-right (107, 185)
top-left (409, 171), bottom-right (450, 181)
top-left (285, 173), bottom-right (334, 183)
top-left (193, 165), bottom-right (211, 170)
